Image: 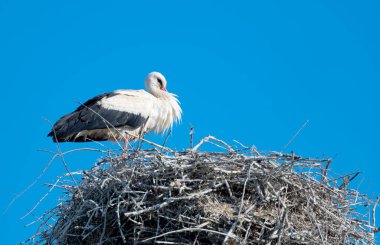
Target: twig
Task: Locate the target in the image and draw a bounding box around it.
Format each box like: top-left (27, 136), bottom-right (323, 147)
top-left (45, 119), bottom-right (83, 199)
top-left (190, 124), bottom-right (194, 149)
top-left (372, 197), bottom-right (379, 233)
top-left (142, 225), bottom-right (237, 243)
top-left (4, 152), bottom-right (55, 214)
top-left (161, 127), bottom-right (172, 150)
top-left (20, 176), bottom-right (63, 220)
top-left (281, 120), bottom-right (309, 153)
top-left (322, 158), bottom-right (332, 183)
top-left (192, 135), bottom-right (233, 152)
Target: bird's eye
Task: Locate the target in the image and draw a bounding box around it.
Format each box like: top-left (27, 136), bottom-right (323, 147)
top-left (157, 78), bottom-right (163, 87)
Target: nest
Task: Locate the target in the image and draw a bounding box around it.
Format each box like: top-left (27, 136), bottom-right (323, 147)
top-left (26, 136), bottom-right (378, 244)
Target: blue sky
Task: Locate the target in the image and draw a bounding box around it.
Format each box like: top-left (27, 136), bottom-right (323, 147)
top-left (1, 0), bottom-right (379, 243)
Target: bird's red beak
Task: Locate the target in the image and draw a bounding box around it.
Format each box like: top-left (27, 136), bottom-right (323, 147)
top-left (161, 87), bottom-right (167, 91)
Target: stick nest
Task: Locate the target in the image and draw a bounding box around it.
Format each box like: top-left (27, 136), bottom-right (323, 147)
top-left (29, 138), bottom-right (378, 244)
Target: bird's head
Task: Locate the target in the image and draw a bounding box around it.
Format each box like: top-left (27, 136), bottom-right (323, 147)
top-left (145, 71), bottom-right (168, 97)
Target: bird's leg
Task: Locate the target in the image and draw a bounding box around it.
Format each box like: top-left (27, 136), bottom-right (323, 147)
top-left (122, 134), bottom-right (130, 157)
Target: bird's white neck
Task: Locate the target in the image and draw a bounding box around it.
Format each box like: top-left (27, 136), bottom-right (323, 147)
top-left (143, 72), bottom-right (182, 133)
top-left (150, 88), bottom-right (170, 99)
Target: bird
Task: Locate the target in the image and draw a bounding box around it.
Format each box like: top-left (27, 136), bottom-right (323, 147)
top-left (48, 71), bottom-right (182, 150)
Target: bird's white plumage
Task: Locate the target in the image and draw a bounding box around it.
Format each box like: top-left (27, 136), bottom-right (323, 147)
top-left (100, 90), bottom-right (154, 118)
top-left (48, 71), bottom-right (182, 143)
top-left (102, 89), bottom-right (182, 135)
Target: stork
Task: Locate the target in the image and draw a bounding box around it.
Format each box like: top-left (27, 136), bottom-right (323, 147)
top-left (48, 72), bottom-right (182, 151)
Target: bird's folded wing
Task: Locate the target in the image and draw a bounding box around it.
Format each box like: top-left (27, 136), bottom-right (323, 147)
top-left (49, 91), bottom-right (155, 139)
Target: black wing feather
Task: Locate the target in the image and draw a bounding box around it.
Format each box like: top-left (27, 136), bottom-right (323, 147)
top-left (48, 92), bottom-right (147, 142)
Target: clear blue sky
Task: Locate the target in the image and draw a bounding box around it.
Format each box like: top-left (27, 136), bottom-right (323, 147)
top-left (1, 1), bottom-right (379, 243)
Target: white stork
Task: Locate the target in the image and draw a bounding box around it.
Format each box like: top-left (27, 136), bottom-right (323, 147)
top-left (48, 71), bottom-right (182, 150)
